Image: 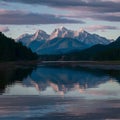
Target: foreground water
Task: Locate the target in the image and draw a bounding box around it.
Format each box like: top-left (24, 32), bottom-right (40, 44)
top-left (0, 65), bottom-right (120, 120)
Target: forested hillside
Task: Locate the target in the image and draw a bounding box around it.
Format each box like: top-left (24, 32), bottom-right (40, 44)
top-left (0, 32), bottom-right (38, 61)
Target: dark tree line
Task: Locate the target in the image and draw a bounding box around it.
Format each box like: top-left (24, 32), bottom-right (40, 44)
top-left (0, 32), bottom-right (38, 61)
top-left (63, 36), bottom-right (120, 61)
top-left (39, 36), bottom-right (120, 61)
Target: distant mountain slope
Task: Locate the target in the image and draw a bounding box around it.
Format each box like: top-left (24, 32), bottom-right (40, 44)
top-left (64, 36), bottom-right (120, 61)
top-left (0, 32), bottom-right (38, 61)
top-left (17, 27), bottom-right (111, 55)
top-left (36, 38), bottom-right (89, 54)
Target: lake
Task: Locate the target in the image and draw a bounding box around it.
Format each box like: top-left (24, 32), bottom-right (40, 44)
top-left (0, 65), bottom-right (120, 120)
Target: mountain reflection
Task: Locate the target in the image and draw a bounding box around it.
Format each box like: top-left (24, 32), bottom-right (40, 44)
top-left (1, 66), bottom-right (120, 98)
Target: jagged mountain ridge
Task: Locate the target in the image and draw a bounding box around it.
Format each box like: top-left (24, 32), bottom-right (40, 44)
top-left (17, 30), bottom-right (49, 46)
top-left (17, 26), bottom-right (112, 55)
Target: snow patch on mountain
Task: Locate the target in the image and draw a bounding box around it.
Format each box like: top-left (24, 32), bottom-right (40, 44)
top-left (49, 26), bottom-right (74, 40)
top-left (31, 30), bottom-right (49, 41)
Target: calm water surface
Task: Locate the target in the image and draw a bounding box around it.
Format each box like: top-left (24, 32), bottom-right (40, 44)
top-left (0, 65), bottom-right (120, 120)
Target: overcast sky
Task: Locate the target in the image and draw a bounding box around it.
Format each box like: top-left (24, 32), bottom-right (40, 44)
top-left (0, 0), bottom-right (119, 39)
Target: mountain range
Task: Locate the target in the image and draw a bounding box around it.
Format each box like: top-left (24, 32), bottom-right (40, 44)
top-left (17, 26), bottom-right (112, 55)
top-left (63, 36), bottom-right (120, 61)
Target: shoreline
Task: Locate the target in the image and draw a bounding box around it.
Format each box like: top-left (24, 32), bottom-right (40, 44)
top-left (0, 60), bottom-right (39, 69)
top-left (41, 61), bottom-right (120, 70)
top-left (0, 60), bottom-right (120, 70)
top-left (42, 61), bottom-right (120, 65)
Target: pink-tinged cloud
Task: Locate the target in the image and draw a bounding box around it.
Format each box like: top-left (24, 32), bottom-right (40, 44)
top-left (0, 0), bottom-right (120, 24)
top-left (0, 10), bottom-right (84, 25)
top-left (102, 0), bottom-right (120, 2)
top-left (2, 0), bottom-right (120, 13)
top-left (1, 1), bottom-right (120, 22)
top-left (0, 26), bottom-right (9, 32)
top-left (85, 25), bottom-right (118, 32)
top-left (62, 12), bottom-right (120, 22)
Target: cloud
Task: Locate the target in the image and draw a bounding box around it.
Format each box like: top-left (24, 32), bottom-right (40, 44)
top-left (2, 0), bottom-right (120, 13)
top-left (1, 0), bottom-right (120, 22)
top-left (85, 25), bottom-right (119, 32)
top-left (0, 26), bottom-right (9, 32)
top-left (0, 10), bottom-right (84, 25)
top-left (62, 12), bottom-right (120, 22)
top-left (91, 14), bottom-right (120, 22)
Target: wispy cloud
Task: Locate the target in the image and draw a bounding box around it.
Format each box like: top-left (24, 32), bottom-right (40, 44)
top-left (62, 12), bottom-right (120, 22)
top-left (85, 25), bottom-right (119, 32)
top-left (0, 10), bottom-right (84, 25)
top-left (0, 26), bottom-right (9, 32)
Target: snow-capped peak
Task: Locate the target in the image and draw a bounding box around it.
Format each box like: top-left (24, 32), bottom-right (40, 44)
top-left (49, 26), bottom-right (74, 40)
top-left (74, 28), bottom-right (87, 37)
top-left (77, 28), bottom-right (85, 33)
top-left (31, 29), bottom-right (49, 41)
top-left (34, 29), bottom-right (45, 35)
top-left (49, 27), bottom-right (89, 40)
top-left (17, 33), bottom-right (29, 41)
top-left (58, 26), bottom-right (68, 31)
top-left (53, 26), bottom-right (68, 33)
top-left (34, 30), bottom-right (46, 38)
